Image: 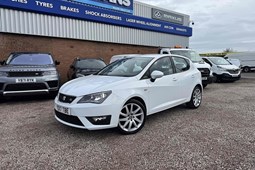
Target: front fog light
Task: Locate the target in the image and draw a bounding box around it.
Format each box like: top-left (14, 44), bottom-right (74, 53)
top-left (86, 116), bottom-right (111, 125)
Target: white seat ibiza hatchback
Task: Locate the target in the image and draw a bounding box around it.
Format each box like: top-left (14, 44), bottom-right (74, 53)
top-left (54, 54), bottom-right (202, 134)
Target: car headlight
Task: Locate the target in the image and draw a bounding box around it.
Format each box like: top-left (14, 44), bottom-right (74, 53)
top-left (0, 71), bottom-right (8, 77)
top-left (43, 70), bottom-right (58, 76)
top-left (78, 91), bottom-right (112, 104)
top-left (217, 66), bottom-right (226, 71)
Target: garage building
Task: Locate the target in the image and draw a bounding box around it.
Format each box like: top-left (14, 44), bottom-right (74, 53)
top-left (0, 0), bottom-right (192, 81)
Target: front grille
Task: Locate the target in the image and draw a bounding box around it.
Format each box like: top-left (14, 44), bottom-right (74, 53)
top-left (59, 93), bottom-right (76, 103)
top-left (227, 69), bottom-right (240, 74)
top-left (4, 83), bottom-right (47, 91)
top-left (47, 80), bottom-right (59, 88)
top-left (8, 71), bottom-right (43, 77)
top-left (55, 110), bottom-right (84, 126)
top-left (197, 68), bottom-right (210, 77)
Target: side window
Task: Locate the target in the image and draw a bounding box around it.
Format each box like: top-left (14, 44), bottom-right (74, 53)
top-left (162, 51), bottom-right (169, 54)
top-left (172, 57), bottom-right (190, 73)
top-left (149, 57), bottom-right (173, 76)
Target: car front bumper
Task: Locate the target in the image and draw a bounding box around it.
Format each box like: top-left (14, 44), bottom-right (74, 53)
top-left (217, 73), bottom-right (241, 81)
top-left (54, 95), bottom-right (123, 130)
top-left (0, 75), bottom-right (59, 96)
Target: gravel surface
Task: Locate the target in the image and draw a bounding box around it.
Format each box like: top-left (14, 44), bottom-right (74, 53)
top-left (1, 76), bottom-right (255, 169)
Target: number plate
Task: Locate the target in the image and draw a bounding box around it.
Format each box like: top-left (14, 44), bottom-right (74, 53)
top-left (202, 77), bottom-right (208, 80)
top-left (232, 74), bottom-right (239, 77)
top-left (16, 78), bottom-right (36, 83)
top-left (55, 104), bottom-right (70, 115)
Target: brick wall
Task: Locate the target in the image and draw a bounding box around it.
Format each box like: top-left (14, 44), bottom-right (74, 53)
top-left (0, 33), bottom-right (158, 82)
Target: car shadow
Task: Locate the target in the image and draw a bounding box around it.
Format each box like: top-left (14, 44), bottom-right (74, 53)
top-left (54, 121), bottom-right (120, 137)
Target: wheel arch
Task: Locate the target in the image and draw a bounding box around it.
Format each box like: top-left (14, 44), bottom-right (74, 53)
top-left (196, 84), bottom-right (203, 91)
top-left (125, 97), bottom-right (147, 115)
top-left (189, 84), bottom-right (203, 99)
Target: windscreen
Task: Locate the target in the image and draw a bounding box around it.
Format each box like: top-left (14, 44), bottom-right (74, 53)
top-left (209, 57), bottom-right (231, 65)
top-left (97, 57), bottom-right (153, 77)
top-left (6, 53), bottom-right (54, 65)
top-left (76, 59), bottom-right (106, 69)
top-left (170, 50), bottom-right (203, 63)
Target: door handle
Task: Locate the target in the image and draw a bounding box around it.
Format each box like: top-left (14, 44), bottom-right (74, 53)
top-left (191, 75), bottom-right (195, 78)
top-left (173, 78), bottom-right (177, 81)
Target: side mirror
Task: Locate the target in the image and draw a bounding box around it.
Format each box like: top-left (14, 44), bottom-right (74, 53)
top-left (150, 70), bottom-right (164, 82)
top-left (55, 60), bottom-right (60, 65)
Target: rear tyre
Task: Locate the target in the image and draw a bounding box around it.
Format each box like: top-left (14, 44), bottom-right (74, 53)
top-left (118, 99), bottom-right (146, 135)
top-left (187, 86), bottom-right (202, 109)
top-left (243, 67), bottom-right (250, 73)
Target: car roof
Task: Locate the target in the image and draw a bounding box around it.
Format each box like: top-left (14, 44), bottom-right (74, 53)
top-left (10, 52), bottom-right (51, 55)
top-left (168, 48), bottom-right (194, 51)
top-left (112, 54), bottom-right (168, 59)
top-left (75, 58), bottom-right (103, 61)
top-left (203, 56), bottom-right (223, 59)
top-left (112, 54), bottom-right (191, 60)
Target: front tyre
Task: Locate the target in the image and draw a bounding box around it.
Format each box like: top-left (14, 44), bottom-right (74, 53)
top-left (187, 86), bottom-right (202, 109)
top-left (118, 99), bottom-right (146, 135)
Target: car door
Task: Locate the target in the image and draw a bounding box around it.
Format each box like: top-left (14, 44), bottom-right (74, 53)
top-left (144, 57), bottom-right (180, 115)
top-left (171, 56), bottom-right (195, 100)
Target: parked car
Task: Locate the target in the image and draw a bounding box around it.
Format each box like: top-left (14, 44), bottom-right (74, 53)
top-left (0, 52), bottom-right (60, 98)
top-left (225, 52), bottom-right (255, 72)
top-left (226, 58), bottom-right (241, 68)
top-left (54, 54), bottom-right (202, 134)
top-left (158, 48), bottom-right (213, 88)
top-left (67, 58), bottom-right (106, 80)
top-left (202, 57), bottom-right (241, 82)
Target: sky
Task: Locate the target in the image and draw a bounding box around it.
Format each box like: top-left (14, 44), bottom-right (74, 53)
top-left (136, 0), bottom-right (255, 53)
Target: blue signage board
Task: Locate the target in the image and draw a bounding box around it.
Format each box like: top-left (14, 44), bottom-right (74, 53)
top-left (67, 0), bottom-right (133, 14)
top-left (0, 0), bottom-right (192, 37)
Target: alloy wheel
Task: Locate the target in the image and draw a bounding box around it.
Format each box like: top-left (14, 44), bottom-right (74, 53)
top-left (118, 102), bottom-right (145, 133)
top-left (193, 88), bottom-right (202, 107)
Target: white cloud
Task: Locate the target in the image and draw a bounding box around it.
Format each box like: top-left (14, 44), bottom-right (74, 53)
top-left (136, 0), bottom-right (255, 53)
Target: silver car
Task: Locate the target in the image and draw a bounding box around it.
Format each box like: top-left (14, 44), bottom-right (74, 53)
top-left (0, 52), bottom-right (60, 98)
